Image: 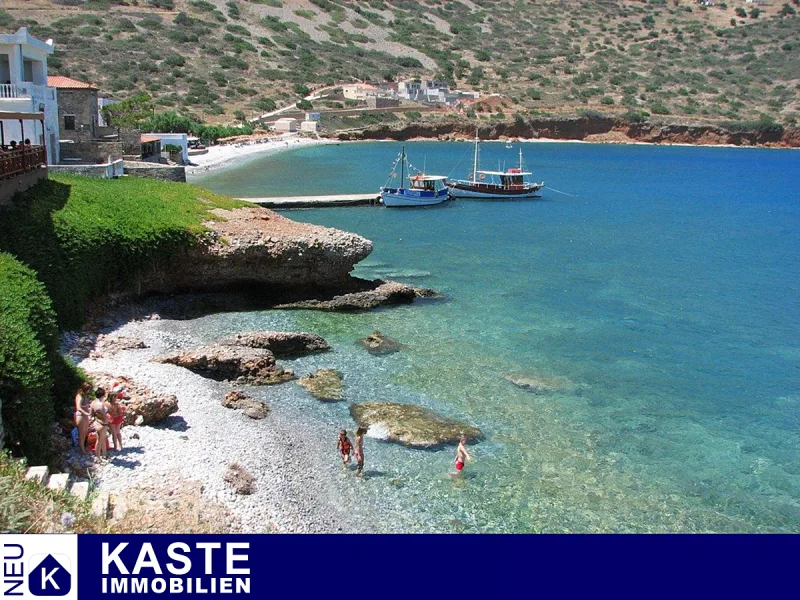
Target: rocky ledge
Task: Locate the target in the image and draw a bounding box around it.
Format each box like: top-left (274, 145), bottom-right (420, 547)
top-left (136, 206), bottom-right (373, 295)
top-left (350, 402), bottom-right (482, 449)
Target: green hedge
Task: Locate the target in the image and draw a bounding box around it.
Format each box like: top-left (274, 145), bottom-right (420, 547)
top-left (0, 254), bottom-right (59, 463)
top-left (0, 175), bottom-right (244, 329)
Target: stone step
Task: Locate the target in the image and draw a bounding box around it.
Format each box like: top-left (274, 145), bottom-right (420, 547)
top-left (46, 473), bottom-right (70, 493)
top-left (69, 481), bottom-right (90, 502)
top-left (25, 466), bottom-right (49, 485)
top-left (91, 491), bottom-right (111, 519)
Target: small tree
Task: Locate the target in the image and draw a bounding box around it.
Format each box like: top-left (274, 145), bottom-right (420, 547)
top-left (735, 7), bottom-right (746, 17)
top-left (749, 7), bottom-right (760, 18)
top-left (102, 94), bottom-right (153, 129)
top-left (296, 99), bottom-right (313, 110)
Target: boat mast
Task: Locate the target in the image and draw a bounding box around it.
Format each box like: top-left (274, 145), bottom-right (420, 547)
top-left (400, 145), bottom-right (405, 189)
top-left (519, 147), bottom-right (523, 171)
top-left (472, 126), bottom-right (479, 181)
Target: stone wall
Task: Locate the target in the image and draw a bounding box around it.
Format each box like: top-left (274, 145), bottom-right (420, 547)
top-left (0, 167), bottom-right (48, 205)
top-left (123, 162), bottom-right (186, 182)
top-left (49, 160), bottom-right (124, 179)
top-left (60, 140), bottom-right (124, 163)
top-left (57, 88), bottom-right (99, 143)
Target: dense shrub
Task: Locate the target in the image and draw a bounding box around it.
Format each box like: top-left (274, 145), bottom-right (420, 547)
top-left (0, 255), bottom-right (60, 462)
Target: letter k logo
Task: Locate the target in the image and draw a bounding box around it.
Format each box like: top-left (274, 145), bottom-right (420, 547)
top-left (29, 554), bottom-right (71, 596)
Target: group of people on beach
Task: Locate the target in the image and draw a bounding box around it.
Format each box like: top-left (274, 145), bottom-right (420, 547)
top-left (337, 428), bottom-right (472, 478)
top-left (73, 382), bottom-right (126, 460)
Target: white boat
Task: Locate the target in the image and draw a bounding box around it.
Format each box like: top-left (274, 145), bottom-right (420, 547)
top-left (447, 131), bottom-right (544, 199)
top-left (380, 147), bottom-right (450, 207)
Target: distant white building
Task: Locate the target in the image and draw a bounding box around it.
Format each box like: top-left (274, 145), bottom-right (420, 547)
top-left (398, 79), bottom-right (450, 103)
top-left (342, 83), bottom-right (378, 101)
top-left (300, 120), bottom-right (318, 133)
top-left (0, 27), bottom-right (60, 163)
top-left (274, 117), bottom-right (298, 132)
top-left (145, 132), bottom-right (189, 164)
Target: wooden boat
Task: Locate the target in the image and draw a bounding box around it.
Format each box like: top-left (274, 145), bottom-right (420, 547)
top-left (447, 131), bottom-right (544, 199)
top-left (380, 146), bottom-right (450, 207)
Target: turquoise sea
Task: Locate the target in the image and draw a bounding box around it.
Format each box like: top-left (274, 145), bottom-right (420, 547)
top-left (191, 142), bottom-right (800, 532)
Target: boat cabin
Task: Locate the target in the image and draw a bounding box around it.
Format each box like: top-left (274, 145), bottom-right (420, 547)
top-left (409, 174), bottom-right (447, 192)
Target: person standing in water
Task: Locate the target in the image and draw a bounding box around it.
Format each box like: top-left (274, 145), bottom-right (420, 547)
top-left (453, 436), bottom-right (472, 476)
top-left (354, 426), bottom-right (367, 477)
top-left (337, 429), bottom-right (352, 466)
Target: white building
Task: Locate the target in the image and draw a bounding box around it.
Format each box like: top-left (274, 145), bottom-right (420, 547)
top-left (0, 27), bottom-right (60, 163)
top-left (274, 117), bottom-right (298, 132)
top-left (342, 83), bottom-right (378, 101)
top-left (145, 132), bottom-right (189, 164)
top-left (300, 120), bottom-right (318, 133)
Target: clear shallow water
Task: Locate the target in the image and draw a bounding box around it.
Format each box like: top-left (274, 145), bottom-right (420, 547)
top-left (195, 142), bottom-right (800, 532)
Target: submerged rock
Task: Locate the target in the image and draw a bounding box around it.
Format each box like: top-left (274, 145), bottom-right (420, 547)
top-left (502, 372), bottom-right (575, 394)
top-left (357, 330), bottom-right (403, 356)
top-left (222, 391), bottom-right (269, 420)
top-left (153, 345), bottom-right (294, 384)
top-left (88, 372), bottom-right (178, 426)
top-left (297, 369), bottom-right (344, 401)
top-left (219, 331), bottom-right (330, 357)
top-left (349, 402), bottom-right (482, 449)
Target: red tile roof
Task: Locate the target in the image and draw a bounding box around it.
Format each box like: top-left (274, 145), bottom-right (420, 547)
top-left (140, 135), bottom-right (160, 143)
top-left (47, 76), bottom-right (97, 90)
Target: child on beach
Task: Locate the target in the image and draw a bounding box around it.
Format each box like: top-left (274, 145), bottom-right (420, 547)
top-left (337, 429), bottom-right (352, 466)
top-left (354, 426), bottom-right (367, 477)
top-left (452, 436), bottom-right (472, 476)
top-left (106, 383), bottom-right (127, 451)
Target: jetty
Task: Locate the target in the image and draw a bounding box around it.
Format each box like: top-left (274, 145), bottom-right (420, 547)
top-left (237, 193), bottom-right (380, 208)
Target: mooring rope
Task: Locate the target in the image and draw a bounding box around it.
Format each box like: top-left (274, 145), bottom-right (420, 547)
top-left (544, 185), bottom-right (578, 198)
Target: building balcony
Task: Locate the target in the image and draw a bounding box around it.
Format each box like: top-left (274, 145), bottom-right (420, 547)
top-left (0, 84), bottom-right (24, 99)
top-left (0, 82), bottom-right (55, 103)
top-left (0, 145), bottom-right (47, 180)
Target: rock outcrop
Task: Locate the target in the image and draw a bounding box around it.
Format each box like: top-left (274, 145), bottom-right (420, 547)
top-left (218, 331), bottom-right (329, 357)
top-left (357, 330), bottom-right (403, 356)
top-left (88, 373), bottom-right (179, 426)
top-left (277, 280), bottom-right (437, 311)
top-left (153, 345), bottom-right (294, 384)
top-left (137, 207), bottom-right (373, 295)
top-left (222, 391), bottom-right (269, 419)
top-left (297, 369), bottom-right (344, 401)
top-left (335, 117), bottom-right (799, 149)
top-left (349, 402), bottom-right (482, 449)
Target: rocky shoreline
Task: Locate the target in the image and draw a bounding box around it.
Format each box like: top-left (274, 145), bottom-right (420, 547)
top-left (332, 117), bottom-right (800, 149)
top-left (54, 202), bottom-right (467, 533)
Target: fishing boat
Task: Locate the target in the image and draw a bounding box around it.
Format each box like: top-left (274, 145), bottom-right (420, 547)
top-left (380, 146), bottom-right (450, 207)
top-left (447, 131), bottom-right (544, 199)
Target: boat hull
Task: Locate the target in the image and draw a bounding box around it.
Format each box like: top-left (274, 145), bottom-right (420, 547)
top-left (380, 188), bottom-right (450, 207)
top-left (446, 181), bottom-right (544, 199)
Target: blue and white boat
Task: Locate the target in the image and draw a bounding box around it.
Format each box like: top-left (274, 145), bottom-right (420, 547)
top-left (380, 147), bottom-right (450, 207)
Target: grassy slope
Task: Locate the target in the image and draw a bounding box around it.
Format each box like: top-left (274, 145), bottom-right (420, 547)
top-left (1, 0), bottom-right (797, 126)
top-left (0, 175), bottom-right (245, 328)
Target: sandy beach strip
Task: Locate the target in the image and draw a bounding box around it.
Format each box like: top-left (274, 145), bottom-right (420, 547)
top-left (186, 134), bottom-right (337, 176)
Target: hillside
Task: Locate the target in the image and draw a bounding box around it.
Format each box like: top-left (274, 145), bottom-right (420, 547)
top-left (2, 0), bottom-right (798, 127)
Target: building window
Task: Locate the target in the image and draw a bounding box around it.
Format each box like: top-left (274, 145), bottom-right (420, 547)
top-left (64, 115), bottom-right (75, 130)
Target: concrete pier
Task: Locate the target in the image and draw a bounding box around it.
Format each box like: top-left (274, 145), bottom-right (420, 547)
top-left (237, 193), bottom-right (380, 208)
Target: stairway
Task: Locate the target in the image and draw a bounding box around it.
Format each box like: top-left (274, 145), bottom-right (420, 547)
top-left (24, 465), bottom-right (94, 505)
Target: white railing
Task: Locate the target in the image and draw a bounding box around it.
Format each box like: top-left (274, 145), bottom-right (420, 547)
top-left (0, 84), bottom-right (21, 99)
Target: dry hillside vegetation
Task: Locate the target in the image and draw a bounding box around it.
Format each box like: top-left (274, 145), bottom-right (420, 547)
top-left (1, 0), bottom-right (798, 126)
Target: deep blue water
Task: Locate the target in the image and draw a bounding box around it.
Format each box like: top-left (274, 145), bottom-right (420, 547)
top-left (191, 142), bottom-right (800, 532)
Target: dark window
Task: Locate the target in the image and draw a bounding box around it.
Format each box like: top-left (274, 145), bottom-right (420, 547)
top-left (64, 115), bottom-right (75, 130)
